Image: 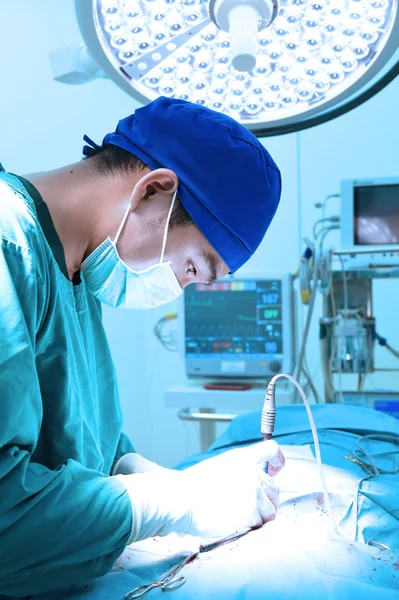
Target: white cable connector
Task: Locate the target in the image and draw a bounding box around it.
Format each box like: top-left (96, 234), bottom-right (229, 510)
top-left (261, 381), bottom-right (276, 439)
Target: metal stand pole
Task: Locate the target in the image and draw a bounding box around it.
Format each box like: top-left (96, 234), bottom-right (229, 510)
top-left (199, 408), bottom-right (216, 452)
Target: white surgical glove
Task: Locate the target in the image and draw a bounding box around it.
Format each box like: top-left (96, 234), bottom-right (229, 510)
top-left (113, 453), bottom-right (168, 476)
top-left (114, 442), bottom-right (285, 543)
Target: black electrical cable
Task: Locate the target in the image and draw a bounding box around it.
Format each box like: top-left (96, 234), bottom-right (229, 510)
top-left (253, 58), bottom-right (399, 138)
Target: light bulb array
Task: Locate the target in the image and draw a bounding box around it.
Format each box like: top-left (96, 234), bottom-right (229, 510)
top-left (94, 0), bottom-right (396, 123)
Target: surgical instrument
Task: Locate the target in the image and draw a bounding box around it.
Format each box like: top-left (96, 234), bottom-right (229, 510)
top-left (124, 527), bottom-right (255, 599)
top-left (124, 561), bottom-right (187, 599)
top-left (261, 373), bottom-right (341, 537)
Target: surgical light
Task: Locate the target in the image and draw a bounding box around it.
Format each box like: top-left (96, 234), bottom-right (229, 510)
top-left (72, 0), bottom-right (399, 134)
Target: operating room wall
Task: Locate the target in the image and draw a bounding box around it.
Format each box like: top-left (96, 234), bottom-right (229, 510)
top-left (1, 1), bottom-right (399, 469)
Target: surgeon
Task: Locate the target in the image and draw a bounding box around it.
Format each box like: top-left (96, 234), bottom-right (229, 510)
top-left (0, 97), bottom-right (283, 598)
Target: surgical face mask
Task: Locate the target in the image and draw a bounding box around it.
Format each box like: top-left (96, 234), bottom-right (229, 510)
top-left (81, 189), bottom-right (183, 309)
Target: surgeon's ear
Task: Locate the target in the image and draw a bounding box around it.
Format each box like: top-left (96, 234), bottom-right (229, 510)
top-left (131, 169), bottom-right (178, 207)
top-left (144, 168), bottom-right (179, 199)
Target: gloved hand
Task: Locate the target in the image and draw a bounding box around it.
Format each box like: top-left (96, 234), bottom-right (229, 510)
top-left (114, 441), bottom-right (285, 543)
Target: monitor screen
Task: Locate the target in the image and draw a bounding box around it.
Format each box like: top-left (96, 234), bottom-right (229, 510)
top-left (184, 279), bottom-right (283, 360)
top-left (354, 184), bottom-right (399, 245)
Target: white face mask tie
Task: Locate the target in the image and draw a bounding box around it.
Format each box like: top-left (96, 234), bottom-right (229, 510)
top-left (81, 189), bottom-right (183, 309)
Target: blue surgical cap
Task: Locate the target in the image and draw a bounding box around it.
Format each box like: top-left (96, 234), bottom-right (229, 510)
top-left (83, 98), bottom-right (281, 273)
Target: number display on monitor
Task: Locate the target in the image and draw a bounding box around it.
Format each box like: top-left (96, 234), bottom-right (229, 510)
top-left (185, 280), bottom-right (283, 358)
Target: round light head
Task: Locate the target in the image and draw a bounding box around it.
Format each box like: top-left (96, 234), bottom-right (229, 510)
top-left (75, 0), bottom-right (399, 135)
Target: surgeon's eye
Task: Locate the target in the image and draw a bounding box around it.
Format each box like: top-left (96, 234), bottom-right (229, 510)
top-left (187, 262), bottom-right (197, 277)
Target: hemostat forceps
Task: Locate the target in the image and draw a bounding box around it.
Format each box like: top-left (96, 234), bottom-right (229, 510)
top-left (124, 527), bottom-right (254, 599)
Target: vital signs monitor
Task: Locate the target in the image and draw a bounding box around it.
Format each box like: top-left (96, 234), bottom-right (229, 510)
top-left (182, 274), bottom-right (295, 379)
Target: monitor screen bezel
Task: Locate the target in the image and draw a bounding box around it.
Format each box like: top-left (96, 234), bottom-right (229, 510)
top-left (340, 177), bottom-right (399, 251)
top-left (179, 271), bottom-right (294, 380)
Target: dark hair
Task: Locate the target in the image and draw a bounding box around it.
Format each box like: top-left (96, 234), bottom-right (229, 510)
top-left (86, 143), bottom-right (193, 229)
top-left (86, 143), bottom-right (146, 175)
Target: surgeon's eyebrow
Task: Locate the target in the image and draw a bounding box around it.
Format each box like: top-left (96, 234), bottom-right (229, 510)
top-left (201, 249), bottom-right (219, 285)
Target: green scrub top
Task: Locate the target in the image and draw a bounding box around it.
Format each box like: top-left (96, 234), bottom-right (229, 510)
top-left (0, 167), bottom-right (134, 597)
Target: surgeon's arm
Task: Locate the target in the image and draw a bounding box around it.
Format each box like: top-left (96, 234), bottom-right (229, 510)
top-left (0, 240), bottom-right (132, 596)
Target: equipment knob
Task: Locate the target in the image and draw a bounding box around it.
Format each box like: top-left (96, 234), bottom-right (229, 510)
top-left (269, 361), bottom-right (281, 374)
